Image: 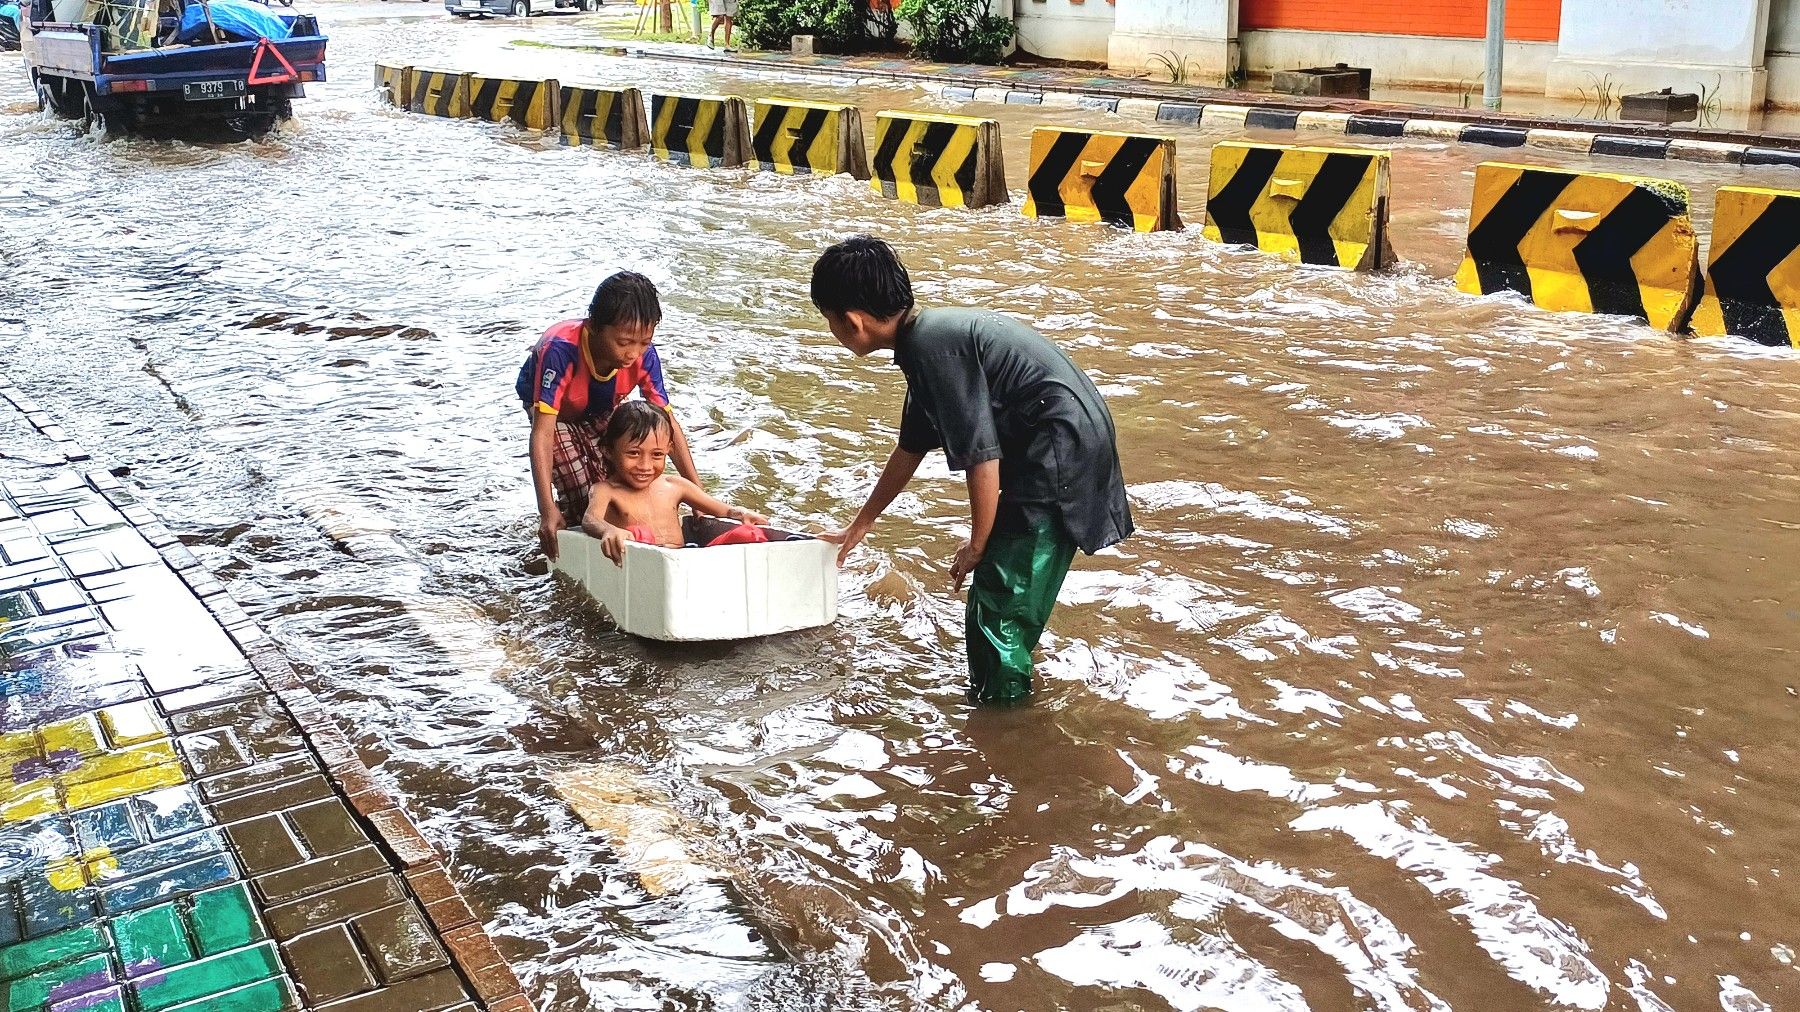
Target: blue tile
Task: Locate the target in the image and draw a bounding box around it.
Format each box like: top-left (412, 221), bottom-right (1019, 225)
top-left (137, 787), bottom-right (208, 842)
top-left (73, 803), bottom-right (145, 855)
top-left (99, 831), bottom-right (225, 885)
top-left (98, 854), bottom-right (236, 915)
top-left (1245, 107), bottom-right (1298, 130)
top-left (0, 818), bottom-right (78, 883)
top-left (1156, 103), bottom-right (1203, 125)
top-left (19, 874), bottom-right (96, 939)
top-left (0, 886), bottom-right (18, 946)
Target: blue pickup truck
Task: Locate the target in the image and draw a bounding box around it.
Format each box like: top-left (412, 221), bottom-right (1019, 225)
top-left (21, 0), bottom-right (326, 137)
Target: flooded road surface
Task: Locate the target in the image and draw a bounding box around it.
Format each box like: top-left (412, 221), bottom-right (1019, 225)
top-left (5, 6), bottom-right (1800, 1009)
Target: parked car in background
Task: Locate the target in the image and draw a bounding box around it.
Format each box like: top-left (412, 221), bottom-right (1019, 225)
top-left (445, 0), bottom-right (594, 17)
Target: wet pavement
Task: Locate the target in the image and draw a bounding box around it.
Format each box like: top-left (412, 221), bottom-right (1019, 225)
top-left (0, 389), bottom-right (529, 1012)
top-left (4, 3), bottom-right (1800, 1010)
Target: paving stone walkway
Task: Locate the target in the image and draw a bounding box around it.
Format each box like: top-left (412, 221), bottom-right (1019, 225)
top-left (0, 378), bottom-right (534, 1012)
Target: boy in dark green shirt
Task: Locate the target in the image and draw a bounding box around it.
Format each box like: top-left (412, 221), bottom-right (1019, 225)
top-left (813, 236), bottom-right (1134, 703)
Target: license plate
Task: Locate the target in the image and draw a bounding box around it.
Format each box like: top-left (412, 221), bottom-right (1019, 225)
top-left (182, 80), bottom-right (246, 102)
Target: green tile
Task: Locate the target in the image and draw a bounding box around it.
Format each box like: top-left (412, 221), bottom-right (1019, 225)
top-left (133, 943), bottom-right (279, 1012)
top-left (159, 976), bottom-right (295, 1012)
top-left (112, 903), bottom-right (194, 976)
top-left (186, 886), bottom-right (263, 957)
top-left (57, 987), bottom-right (125, 1012)
top-left (2, 952), bottom-right (112, 1012)
top-left (0, 924), bottom-right (105, 983)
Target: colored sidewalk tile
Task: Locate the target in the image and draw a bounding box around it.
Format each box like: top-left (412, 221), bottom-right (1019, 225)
top-left (133, 942), bottom-right (281, 1012)
top-left (188, 885), bottom-right (264, 957)
top-left (110, 904), bottom-right (192, 978)
top-left (158, 976), bottom-right (294, 1012)
top-left (1, 951), bottom-right (112, 1012)
top-left (0, 924), bottom-right (105, 983)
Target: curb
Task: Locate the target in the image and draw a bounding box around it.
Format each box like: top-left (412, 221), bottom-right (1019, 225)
top-left (0, 376), bottom-right (538, 1012)
top-left (613, 48), bottom-right (1800, 167)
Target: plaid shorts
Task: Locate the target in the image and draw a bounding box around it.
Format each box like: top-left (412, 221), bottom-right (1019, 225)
top-left (547, 415), bottom-right (611, 519)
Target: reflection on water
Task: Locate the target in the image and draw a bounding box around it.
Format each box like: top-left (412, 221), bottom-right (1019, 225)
top-left (3, 6), bottom-right (1800, 1009)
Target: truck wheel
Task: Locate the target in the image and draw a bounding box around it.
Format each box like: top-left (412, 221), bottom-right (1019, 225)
top-left (511, 0), bottom-right (527, 14)
top-left (78, 84), bottom-right (108, 135)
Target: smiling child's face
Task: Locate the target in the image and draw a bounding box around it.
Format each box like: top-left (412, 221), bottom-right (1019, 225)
top-left (608, 427), bottom-right (671, 490)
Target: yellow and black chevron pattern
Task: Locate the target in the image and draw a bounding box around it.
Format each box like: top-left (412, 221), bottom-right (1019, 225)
top-left (407, 68), bottom-right (471, 119)
top-left (650, 93), bottom-right (751, 168)
top-left (1023, 127), bottom-right (1180, 232)
top-left (559, 85), bottom-right (649, 150)
top-left (1455, 163), bottom-right (1699, 332)
top-left (374, 62), bottom-right (410, 108)
top-left (750, 99), bottom-right (869, 179)
top-left (870, 111), bottom-right (1007, 209)
top-left (468, 75), bottom-right (558, 131)
top-left (1690, 186), bottom-right (1800, 347)
top-left (1202, 141), bottom-right (1394, 271)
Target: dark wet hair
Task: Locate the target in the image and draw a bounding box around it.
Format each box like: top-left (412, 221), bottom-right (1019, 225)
top-left (587, 271), bottom-right (662, 332)
top-left (810, 236), bottom-right (914, 321)
top-left (603, 399), bottom-right (672, 450)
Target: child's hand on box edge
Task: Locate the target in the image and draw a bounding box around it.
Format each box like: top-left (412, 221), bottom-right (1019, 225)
top-left (600, 527), bottom-right (630, 567)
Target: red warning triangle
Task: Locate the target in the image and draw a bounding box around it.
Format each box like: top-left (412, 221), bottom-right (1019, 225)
top-left (246, 37), bottom-right (298, 86)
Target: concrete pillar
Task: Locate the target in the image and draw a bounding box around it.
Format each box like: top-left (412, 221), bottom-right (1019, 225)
top-left (1108, 0), bottom-right (1239, 84)
top-left (1546, 0), bottom-right (1772, 110)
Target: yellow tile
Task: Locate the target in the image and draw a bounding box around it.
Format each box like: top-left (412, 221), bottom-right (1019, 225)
top-left (64, 761), bottom-right (184, 812)
top-left (82, 847), bottom-right (119, 885)
top-left (0, 781), bottom-right (59, 825)
top-left (0, 729), bottom-right (39, 767)
top-left (98, 702), bottom-right (166, 748)
top-left (40, 714), bottom-right (104, 758)
top-left (46, 855), bottom-right (86, 891)
top-left (59, 740), bottom-right (180, 788)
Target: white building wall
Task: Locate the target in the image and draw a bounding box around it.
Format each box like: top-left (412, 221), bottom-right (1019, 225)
top-left (1546, 0), bottom-right (1772, 109)
top-left (1014, 0), bottom-right (1116, 63)
top-left (1108, 0), bottom-right (1238, 82)
top-left (1767, 0), bottom-right (1800, 105)
top-left (1239, 31), bottom-right (1555, 94)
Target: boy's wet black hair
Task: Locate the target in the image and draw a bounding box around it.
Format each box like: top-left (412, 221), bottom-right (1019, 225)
top-left (810, 236), bottom-right (914, 321)
top-left (588, 271), bottom-right (663, 332)
top-left (603, 399), bottom-right (672, 449)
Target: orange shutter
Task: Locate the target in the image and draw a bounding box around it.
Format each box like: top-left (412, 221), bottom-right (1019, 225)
top-left (1239, 0), bottom-right (1561, 42)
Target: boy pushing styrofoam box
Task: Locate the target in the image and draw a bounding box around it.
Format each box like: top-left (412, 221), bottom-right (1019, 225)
top-left (553, 518), bottom-right (837, 641)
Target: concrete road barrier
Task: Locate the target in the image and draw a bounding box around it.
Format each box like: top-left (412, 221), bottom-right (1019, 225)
top-left (373, 62), bottom-right (410, 108)
top-left (1202, 140), bottom-right (1396, 271)
top-left (1690, 186), bottom-right (1800, 347)
top-left (559, 84), bottom-right (649, 150)
top-left (407, 68), bottom-right (472, 119)
top-left (1455, 163), bottom-right (1700, 333)
top-left (1023, 127), bottom-right (1180, 232)
top-left (468, 74), bottom-right (558, 131)
top-left (870, 111), bottom-right (1007, 209)
top-left (649, 93), bottom-right (752, 168)
top-left (750, 98), bottom-right (869, 179)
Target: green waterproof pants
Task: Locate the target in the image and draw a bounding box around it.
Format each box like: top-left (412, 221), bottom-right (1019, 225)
top-left (965, 522), bottom-right (1077, 704)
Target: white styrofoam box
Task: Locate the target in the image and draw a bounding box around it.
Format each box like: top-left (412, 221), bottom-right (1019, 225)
top-left (553, 517), bottom-right (838, 641)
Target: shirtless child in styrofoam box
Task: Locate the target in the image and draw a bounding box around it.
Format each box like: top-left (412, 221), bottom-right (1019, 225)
top-left (580, 401), bottom-right (770, 565)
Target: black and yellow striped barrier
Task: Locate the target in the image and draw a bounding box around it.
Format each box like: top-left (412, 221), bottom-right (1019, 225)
top-left (1690, 186), bottom-right (1800, 347)
top-left (1455, 163), bottom-right (1699, 332)
top-left (1201, 141), bottom-right (1395, 271)
top-left (870, 111), bottom-right (1007, 209)
top-left (407, 68), bottom-right (472, 119)
top-left (374, 62), bottom-right (410, 108)
top-left (468, 75), bottom-right (558, 131)
top-left (750, 99), bottom-right (869, 179)
top-left (560, 85), bottom-right (649, 151)
top-left (1023, 127), bottom-right (1180, 232)
top-left (649, 93), bottom-right (751, 168)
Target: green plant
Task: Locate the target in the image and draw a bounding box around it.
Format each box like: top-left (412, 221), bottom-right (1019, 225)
top-left (1697, 75), bottom-right (1723, 125)
top-left (1455, 72), bottom-right (1483, 109)
top-left (1576, 71), bottom-right (1619, 118)
top-left (736, 0), bottom-right (860, 51)
top-left (896, 0), bottom-right (1015, 64)
top-left (1148, 50), bottom-right (1199, 85)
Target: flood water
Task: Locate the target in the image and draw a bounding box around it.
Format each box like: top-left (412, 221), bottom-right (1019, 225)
top-left (4, 5), bottom-right (1800, 1009)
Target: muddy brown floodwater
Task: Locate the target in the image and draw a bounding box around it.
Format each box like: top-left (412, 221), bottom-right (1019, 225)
top-left (4, 5), bottom-right (1800, 1009)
